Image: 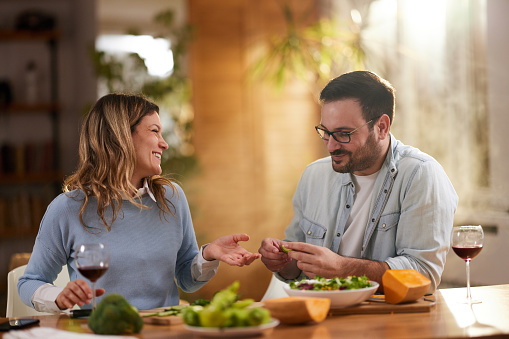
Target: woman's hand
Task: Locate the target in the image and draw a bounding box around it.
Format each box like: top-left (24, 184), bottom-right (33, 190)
top-left (203, 234), bottom-right (261, 266)
top-left (55, 279), bottom-right (105, 310)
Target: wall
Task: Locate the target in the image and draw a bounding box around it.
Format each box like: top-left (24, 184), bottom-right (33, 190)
top-left (185, 0), bottom-right (324, 301)
top-left (97, 0), bottom-right (187, 35)
top-left (486, 0), bottom-right (509, 209)
top-left (441, 0), bottom-right (509, 287)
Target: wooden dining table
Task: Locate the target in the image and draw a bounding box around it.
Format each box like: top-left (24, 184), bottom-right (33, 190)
top-left (1, 284), bottom-right (508, 338)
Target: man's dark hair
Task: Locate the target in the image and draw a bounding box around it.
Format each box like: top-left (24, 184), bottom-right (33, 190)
top-left (319, 71), bottom-right (395, 126)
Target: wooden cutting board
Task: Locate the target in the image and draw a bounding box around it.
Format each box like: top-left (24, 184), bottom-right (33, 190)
top-left (329, 296), bottom-right (436, 315)
top-left (138, 297), bottom-right (435, 323)
top-left (139, 308), bottom-right (183, 326)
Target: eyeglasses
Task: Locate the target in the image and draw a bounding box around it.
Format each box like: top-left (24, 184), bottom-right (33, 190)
top-left (315, 119), bottom-right (374, 144)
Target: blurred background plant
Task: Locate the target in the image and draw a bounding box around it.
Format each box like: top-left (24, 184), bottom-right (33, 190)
top-left (250, 0), bottom-right (368, 96)
top-left (90, 9), bottom-right (197, 178)
top-left (89, 1), bottom-right (370, 177)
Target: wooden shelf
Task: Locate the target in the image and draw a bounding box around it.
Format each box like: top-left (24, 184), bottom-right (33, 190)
top-left (0, 29), bottom-right (60, 41)
top-left (0, 228), bottom-right (38, 238)
top-left (0, 171), bottom-right (63, 184)
top-left (0, 102), bottom-right (60, 113)
top-left (0, 27), bottom-right (61, 242)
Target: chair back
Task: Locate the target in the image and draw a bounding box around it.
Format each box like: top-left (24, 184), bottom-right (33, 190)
top-left (6, 264), bottom-right (70, 317)
top-left (261, 274), bottom-right (289, 301)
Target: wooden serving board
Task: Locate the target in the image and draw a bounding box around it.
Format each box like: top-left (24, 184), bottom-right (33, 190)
top-left (139, 308), bottom-right (183, 326)
top-left (329, 296), bottom-right (436, 316)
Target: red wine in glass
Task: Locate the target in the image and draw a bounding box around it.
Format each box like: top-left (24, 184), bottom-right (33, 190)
top-left (451, 225), bottom-right (484, 304)
top-left (75, 243), bottom-right (110, 309)
top-left (77, 266), bottom-right (108, 282)
top-left (452, 245), bottom-right (483, 261)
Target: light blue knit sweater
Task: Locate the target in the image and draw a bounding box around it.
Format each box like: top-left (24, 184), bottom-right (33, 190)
top-left (18, 184), bottom-right (210, 310)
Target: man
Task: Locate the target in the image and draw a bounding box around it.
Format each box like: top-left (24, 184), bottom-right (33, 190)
top-left (258, 71), bottom-right (458, 292)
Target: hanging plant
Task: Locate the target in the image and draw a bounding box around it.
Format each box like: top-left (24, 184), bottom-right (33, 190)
top-left (250, 1), bottom-right (366, 93)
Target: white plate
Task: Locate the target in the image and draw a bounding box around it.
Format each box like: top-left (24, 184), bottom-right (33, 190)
top-left (283, 281), bottom-right (379, 308)
top-left (183, 319), bottom-right (280, 337)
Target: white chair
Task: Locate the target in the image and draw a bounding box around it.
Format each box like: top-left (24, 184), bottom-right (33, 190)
top-left (6, 264), bottom-right (70, 317)
top-left (261, 274), bottom-right (289, 301)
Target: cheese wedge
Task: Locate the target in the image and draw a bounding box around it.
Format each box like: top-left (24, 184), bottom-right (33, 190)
top-left (262, 297), bottom-right (330, 324)
top-left (382, 269), bottom-right (431, 304)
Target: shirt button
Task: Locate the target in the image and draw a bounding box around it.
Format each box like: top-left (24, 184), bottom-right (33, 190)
top-left (384, 189), bottom-right (388, 193)
top-left (382, 224), bottom-right (386, 228)
top-left (372, 218), bottom-right (376, 222)
top-left (346, 204), bottom-right (350, 208)
top-left (307, 231), bottom-right (312, 235)
top-left (337, 233), bottom-right (341, 237)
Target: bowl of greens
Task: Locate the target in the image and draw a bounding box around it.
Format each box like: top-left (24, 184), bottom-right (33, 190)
top-left (283, 275), bottom-right (379, 308)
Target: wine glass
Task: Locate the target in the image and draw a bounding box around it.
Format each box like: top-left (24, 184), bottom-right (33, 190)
top-left (451, 225), bottom-right (484, 304)
top-left (75, 243), bottom-right (110, 309)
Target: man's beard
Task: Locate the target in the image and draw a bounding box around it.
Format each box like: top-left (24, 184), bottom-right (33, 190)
top-left (331, 132), bottom-right (381, 173)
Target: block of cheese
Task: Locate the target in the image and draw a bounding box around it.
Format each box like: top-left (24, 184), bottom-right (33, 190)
top-left (262, 297), bottom-right (330, 324)
top-left (382, 269), bottom-right (431, 304)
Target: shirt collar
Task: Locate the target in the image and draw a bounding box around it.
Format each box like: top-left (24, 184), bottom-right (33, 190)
top-left (127, 179), bottom-right (157, 202)
top-left (385, 134), bottom-right (398, 178)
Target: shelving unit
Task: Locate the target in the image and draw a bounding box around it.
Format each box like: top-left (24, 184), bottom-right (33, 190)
top-left (0, 29), bottom-right (62, 237)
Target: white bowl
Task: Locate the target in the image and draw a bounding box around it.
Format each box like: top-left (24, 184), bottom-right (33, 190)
top-left (283, 281), bottom-right (379, 308)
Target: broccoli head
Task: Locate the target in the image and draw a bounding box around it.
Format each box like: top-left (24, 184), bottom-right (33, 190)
top-left (88, 294), bottom-right (143, 335)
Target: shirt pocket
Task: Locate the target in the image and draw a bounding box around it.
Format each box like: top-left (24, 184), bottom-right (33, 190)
top-left (376, 212), bottom-right (400, 232)
top-left (300, 218), bottom-right (327, 246)
top-left (365, 212), bottom-right (400, 261)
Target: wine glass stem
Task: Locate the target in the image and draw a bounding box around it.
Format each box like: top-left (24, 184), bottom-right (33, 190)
top-left (465, 260), bottom-right (471, 301)
top-left (92, 281), bottom-right (97, 310)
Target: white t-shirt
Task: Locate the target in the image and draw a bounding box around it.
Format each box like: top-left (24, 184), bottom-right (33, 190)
top-left (337, 171), bottom-right (378, 257)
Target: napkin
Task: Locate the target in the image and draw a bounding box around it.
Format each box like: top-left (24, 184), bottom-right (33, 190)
top-left (3, 327), bottom-right (137, 339)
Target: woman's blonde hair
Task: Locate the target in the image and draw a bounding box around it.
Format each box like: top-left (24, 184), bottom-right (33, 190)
top-left (64, 93), bottom-right (177, 232)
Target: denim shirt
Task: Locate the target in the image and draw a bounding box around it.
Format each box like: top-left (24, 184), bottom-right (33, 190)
top-left (282, 134), bottom-right (458, 292)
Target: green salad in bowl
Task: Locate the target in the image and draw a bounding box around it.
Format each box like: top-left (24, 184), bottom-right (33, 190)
top-left (285, 275), bottom-right (378, 308)
top-left (289, 275), bottom-right (372, 291)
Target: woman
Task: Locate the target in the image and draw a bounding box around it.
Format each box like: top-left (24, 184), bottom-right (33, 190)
top-left (18, 93), bottom-right (260, 313)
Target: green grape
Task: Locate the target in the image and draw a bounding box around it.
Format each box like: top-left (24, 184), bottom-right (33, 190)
top-left (181, 307), bottom-right (200, 326)
top-left (232, 298), bottom-right (254, 309)
top-left (198, 305), bottom-right (226, 327)
top-left (281, 244), bottom-right (292, 254)
top-left (247, 307), bottom-right (271, 326)
top-left (210, 281), bottom-right (239, 310)
top-left (223, 308), bottom-right (249, 327)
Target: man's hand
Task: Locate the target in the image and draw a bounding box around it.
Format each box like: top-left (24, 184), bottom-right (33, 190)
top-left (56, 279), bottom-right (105, 310)
top-left (284, 242), bottom-right (341, 278)
top-left (284, 242), bottom-right (389, 286)
top-left (258, 238), bottom-right (293, 272)
top-left (203, 234), bottom-right (261, 266)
